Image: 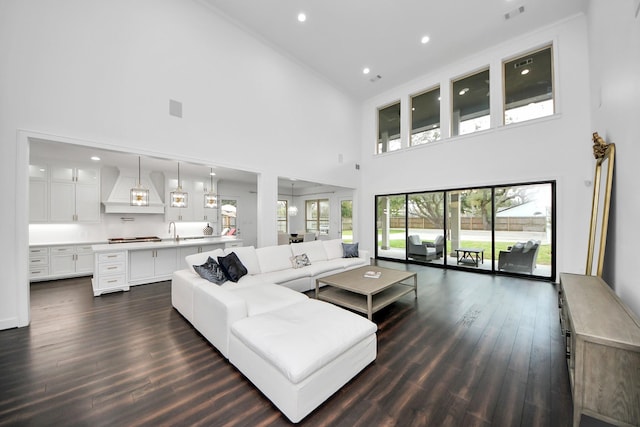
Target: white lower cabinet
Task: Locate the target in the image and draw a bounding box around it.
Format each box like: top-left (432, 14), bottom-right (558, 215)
top-left (92, 251), bottom-right (128, 296)
top-left (30, 244), bottom-right (95, 281)
top-left (128, 248), bottom-right (177, 285)
top-left (29, 247), bottom-right (49, 280)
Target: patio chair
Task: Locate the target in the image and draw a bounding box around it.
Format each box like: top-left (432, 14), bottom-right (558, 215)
top-left (407, 235), bottom-right (442, 261)
top-left (424, 235), bottom-right (445, 258)
top-left (498, 239), bottom-right (541, 274)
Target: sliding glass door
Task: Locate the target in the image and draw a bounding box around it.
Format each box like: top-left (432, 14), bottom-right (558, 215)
top-left (376, 194), bottom-right (406, 260)
top-left (375, 181), bottom-right (555, 279)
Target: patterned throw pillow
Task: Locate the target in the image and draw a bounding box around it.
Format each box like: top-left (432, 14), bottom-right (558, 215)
top-left (342, 242), bottom-right (359, 258)
top-left (193, 257), bottom-right (227, 285)
top-left (290, 253), bottom-right (311, 269)
top-left (217, 252), bottom-right (248, 282)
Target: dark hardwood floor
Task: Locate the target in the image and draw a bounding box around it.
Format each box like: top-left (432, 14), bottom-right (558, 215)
top-left (0, 263), bottom-right (610, 426)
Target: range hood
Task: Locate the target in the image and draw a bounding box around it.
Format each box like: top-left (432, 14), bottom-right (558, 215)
top-left (103, 168), bottom-right (165, 214)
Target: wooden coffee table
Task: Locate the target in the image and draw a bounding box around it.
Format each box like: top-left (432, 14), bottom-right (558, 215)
top-left (315, 266), bottom-right (417, 320)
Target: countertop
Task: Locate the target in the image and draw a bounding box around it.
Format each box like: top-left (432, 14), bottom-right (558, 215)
top-left (91, 236), bottom-right (241, 252)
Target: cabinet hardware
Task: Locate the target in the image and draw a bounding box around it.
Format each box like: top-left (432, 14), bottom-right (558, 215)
top-left (107, 266), bottom-right (117, 270)
top-left (107, 279), bottom-right (118, 283)
top-left (32, 270), bottom-right (41, 274)
top-left (107, 255), bottom-right (117, 258)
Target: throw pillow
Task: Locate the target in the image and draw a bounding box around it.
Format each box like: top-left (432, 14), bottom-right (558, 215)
top-left (217, 252), bottom-right (248, 282)
top-left (193, 257), bottom-right (227, 285)
top-left (342, 242), bottom-right (359, 258)
top-left (290, 253), bottom-right (311, 269)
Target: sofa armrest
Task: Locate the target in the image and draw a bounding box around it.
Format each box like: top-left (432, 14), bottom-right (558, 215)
top-left (192, 281), bottom-right (248, 359)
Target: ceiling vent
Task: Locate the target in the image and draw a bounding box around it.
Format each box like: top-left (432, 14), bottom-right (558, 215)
top-left (514, 58), bottom-right (533, 69)
top-left (369, 74), bottom-right (382, 83)
top-left (504, 5), bottom-right (525, 20)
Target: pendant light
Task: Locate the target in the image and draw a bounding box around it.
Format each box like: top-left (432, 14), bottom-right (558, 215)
top-left (130, 156), bottom-right (149, 206)
top-left (170, 162), bottom-right (188, 208)
top-left (204, 168), bottom-right (218, 209)
top-left (288, 182), bottom-right (298, 216)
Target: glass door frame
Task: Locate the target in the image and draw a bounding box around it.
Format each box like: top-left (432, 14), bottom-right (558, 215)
top-left (375, 180), bottom-right (556, 281)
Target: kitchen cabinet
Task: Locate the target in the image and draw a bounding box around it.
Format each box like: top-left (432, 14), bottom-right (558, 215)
top-left (28, 247), bottom-right (49, 280)
top-left (29, 164), bottom-right (48, 223)
top-left (128, 247), bottom-right (177, 285)
top-left (50, 245), bottom-right (94, 277)
top-left (166, 177), bottom-right (218, 222)
top-left (92, 251), bottom-right (128, 296)
top-left (49, 166), bottom-right (100, 222)
top-left (30, 244), bottom-right (95, 281)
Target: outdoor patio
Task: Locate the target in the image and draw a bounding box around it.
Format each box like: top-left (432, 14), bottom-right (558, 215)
top-left (377, 229), bottom-right (552, 277)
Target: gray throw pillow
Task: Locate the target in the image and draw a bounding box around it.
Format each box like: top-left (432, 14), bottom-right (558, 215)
top-left (342, 242), bottom-right (359, 258)
top-left (217, 252), bottom-right (248, 282)
top-left (193, 257), bottom-right (227, 285)
top-left (290, 253), bottom-right (311, 269)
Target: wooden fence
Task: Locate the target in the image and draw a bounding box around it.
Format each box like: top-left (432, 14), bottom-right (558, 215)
top-left (387, 216), bottom-right (546, 232)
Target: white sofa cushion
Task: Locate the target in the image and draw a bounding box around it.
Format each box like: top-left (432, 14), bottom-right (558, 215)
top-left (256, 245), bottom-right (293, 274)
top-left (230, 299), bottom-right (377, 384)
top-left (224, 246), bottom-right (261, 275)
top-left (322, 239), bottom-right (344, 260)
top-left (258, 268), bottom-right (311, 285)
top-left (291, 241), bottom-right (328, 263)
top-left (230, 284), bottom-right (308, 316)
top-left (185, 248), bottom-right (225, 275)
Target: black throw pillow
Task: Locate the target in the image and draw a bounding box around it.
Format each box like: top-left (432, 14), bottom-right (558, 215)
top-left (193, 257), bottom-right (227, 285)
top-left (217, 252), bottom-right (248, 282)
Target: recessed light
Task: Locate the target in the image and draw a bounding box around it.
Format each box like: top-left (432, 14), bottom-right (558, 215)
top-left (421, 35), bottom-right (430, 44)
top-left (297, 12), bottom-right (306, 22)
top-left (520, 68), bottom-right (530, 75)
top-left (458, 88), bottom-right (469, 96)
top-left (363, 67), bottom-right (370, 75)
top-left (90, 156), bottom-right (101, 161)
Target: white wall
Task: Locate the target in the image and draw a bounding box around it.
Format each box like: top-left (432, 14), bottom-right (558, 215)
top-left (0, 0), bottom-right (360, 328)
top-left (357, 15), bottom-right (593, 278)
top-left (587, 0), bottom-right (640, 316)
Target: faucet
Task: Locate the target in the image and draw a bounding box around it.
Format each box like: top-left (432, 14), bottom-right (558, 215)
top-left (168, 221), bottom-right (178, 241)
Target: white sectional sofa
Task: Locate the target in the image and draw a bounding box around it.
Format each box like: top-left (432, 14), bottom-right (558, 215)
top-left (171, 239), bottom-right (376, 423)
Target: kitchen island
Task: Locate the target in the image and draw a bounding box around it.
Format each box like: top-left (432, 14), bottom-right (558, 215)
top-left (91, 236), bottom-right (242, 296)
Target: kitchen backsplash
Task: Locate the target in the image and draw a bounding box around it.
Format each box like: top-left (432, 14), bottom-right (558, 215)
top-left (29, 214), bottom-right (220, 244)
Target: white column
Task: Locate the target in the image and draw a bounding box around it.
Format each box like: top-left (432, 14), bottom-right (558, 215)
top-left (256, 172), bottom-right (278, 248)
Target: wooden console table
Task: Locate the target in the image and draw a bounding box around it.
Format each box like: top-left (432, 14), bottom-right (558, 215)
top-left (558, 273), bottom-right (640, 426)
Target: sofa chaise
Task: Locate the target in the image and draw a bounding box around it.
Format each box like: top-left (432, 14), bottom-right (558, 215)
top-left (171, 239), bottom-right (376, 423)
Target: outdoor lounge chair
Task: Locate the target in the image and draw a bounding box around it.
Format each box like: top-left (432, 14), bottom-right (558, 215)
top-left (498, 239), bottom-right (541, 274)
top-left (407, 235), bottom-right (444, 261)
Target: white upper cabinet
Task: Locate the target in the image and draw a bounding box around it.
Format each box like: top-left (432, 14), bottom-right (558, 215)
top-left (166, 176), bottom-right (218, 222)
top-left (29, 164), bottom-right (48, 223)
top-left (47, 165), bottom-right (100, 223)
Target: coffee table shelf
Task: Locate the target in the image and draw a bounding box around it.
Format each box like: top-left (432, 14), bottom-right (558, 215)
top-left (315, 266), bottom-right (417, 320)
top-left (317, 284), bottom-right (415, 318)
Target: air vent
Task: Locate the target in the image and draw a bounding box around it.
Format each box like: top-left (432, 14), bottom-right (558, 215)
top-left (504, 5), bottom-right (525, 20)
top-left (369, 74), bottom-right (382, 83)
top-left (514, 58), bottom-right (533, 69)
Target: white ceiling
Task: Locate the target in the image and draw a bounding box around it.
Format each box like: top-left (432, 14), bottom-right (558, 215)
top-left (201, 0), bottom-right (586, 100)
